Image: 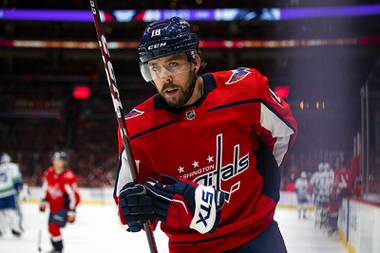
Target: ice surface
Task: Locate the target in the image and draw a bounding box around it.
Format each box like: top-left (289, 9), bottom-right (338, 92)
top-left (0, 204), bottom-right (347, 253)
top-left (275, 209), bottom-right (347, 253)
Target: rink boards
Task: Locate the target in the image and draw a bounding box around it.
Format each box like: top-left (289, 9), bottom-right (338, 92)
top-left (338, 198), bottom-right (380, 253)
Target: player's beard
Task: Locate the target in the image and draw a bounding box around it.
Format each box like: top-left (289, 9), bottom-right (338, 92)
top-left (160, 69), bottom-right (197, 108)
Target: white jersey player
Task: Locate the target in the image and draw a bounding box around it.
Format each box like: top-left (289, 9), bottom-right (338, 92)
top-left (318, 162), bottom-right (334, 203)
top-left (310, 163), bottom-right (325, 205)
top-left (311, 162), bottom-right (334, 227)
top-left (0, 153), bottom-right (23, 237)
top-left (295, 171), bottom-right (309, 219)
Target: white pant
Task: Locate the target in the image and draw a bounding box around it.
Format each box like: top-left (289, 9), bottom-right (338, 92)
top-left (0, 208), bottom-right (22, 233)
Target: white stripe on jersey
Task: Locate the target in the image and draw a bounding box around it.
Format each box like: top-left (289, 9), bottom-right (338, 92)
top-left (260, 103), bottom-right (294, 166)
top-left (64, 184), bottom-right (76, 210)
top-left (115, 149), bottom-right (138, 197)
top-left (51, 235), bottom-right (62, 241)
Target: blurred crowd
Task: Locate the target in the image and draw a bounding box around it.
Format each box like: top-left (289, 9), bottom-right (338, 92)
top-left (0, 119), bottom-right (118, 188)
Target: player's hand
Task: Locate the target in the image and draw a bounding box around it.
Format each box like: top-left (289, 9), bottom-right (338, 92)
top-left (39, 200), bottom-right (47, 213)
top-left (144, 176), bottom-right (225, 234)
top-left (67, 210), bottom-right (76, 223)
top-left (118, 182), bottom-right (155, 232)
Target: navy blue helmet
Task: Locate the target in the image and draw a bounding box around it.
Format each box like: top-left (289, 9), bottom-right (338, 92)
top-left (138, 17), bottom-right (199, 82)
top-left (52, 151), bottom-right (68, 161)
top-left (138, 16), bottom-right (199, 63)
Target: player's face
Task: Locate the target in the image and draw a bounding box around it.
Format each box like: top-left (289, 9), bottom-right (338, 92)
top-left (148, 53), bottom-right (196, 108)
top-left (53, 158), bottom-right (65, 172)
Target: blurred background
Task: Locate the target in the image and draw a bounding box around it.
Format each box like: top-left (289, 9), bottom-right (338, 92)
top-left (1, 0), bottom-right (379, 191)
top-left (0, 0), bottom-right (380, 251)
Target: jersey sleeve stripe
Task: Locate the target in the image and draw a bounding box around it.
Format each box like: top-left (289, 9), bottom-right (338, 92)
top-left (206, 98), bottom-right (296, 133)
top-left (260, 103), bottom-right (294, 166)
top-left (0, 186), bottom-right (15, 194)
top-left (63, 184), bottom-right (76, 210)
top-left (113, 147), bottom-right (123, 200)
top-left (129, 120), bottom-right (176, 140)
top-left (114, 148), bottom-right (134, 198)
top-left (206, 98), bottom-right (260, 113)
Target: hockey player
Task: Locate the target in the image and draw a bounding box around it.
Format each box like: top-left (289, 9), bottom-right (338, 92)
top-left (319, 162), bottom-right (334, 204)
top-left (115, 17), bottom-right (297, 253)
top-left (39, 151), bottom-right (80, 253)
top-left (0, 153), bottom-right (23, 237)
top-left (295, 171), bottom-right (309, 219)
top-left (310, 162), bottom-right (324, 205)
top-left (324, 162), bottom-right (335, 195)
top-left (333, 165), bottom-right (350, 198)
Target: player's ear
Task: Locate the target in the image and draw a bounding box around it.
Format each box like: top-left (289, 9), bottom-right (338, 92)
top-left (193, 53), bottom-right (201, 75)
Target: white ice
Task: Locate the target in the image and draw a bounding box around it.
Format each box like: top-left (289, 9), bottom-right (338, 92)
top-left (0, 203), bottom-right (347, 253)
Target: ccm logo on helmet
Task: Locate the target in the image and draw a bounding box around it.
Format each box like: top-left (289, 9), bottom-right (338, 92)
top-left (147, 42), bottom-right (167, 50)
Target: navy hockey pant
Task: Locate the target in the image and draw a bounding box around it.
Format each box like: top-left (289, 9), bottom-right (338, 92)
top-left (48, 209), bottom-right (68, 251)
top-left (223, 221), bottom-right (287, 253)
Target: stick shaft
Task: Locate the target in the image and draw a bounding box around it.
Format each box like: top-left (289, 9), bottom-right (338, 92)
top-left (89, 1), bottom-right (158, 252)
top-left (37, 212), bottom-right (44, 252)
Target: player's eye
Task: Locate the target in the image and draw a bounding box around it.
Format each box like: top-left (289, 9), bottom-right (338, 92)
top-left (150, 65), bottom-right (161, 72)
top-left (168, 62), bottom-right (179, 69)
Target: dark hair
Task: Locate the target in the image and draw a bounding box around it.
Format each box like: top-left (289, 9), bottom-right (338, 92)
top-left (185, 50), bottom-right (207, 76)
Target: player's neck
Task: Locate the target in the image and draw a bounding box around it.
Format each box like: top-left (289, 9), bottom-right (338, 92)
top-left (183, 76), bottom-right (204, 107)
top-left (54, 167), bottom-right (65, 175)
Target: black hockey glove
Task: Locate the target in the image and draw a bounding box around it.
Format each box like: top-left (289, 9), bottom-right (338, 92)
top-left (144, 176), bottom-right (225, 234)
top-left (118, 182), bottom-right (155, 232)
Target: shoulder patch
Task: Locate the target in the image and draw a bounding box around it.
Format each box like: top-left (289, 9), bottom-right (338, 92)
top-left (225, 67), bottom-right (251, 85)
top-left (125, 108), bottom-right (144, 120)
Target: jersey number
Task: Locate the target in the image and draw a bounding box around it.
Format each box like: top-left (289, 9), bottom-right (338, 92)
top-left (0, 172), bottom-right (7, 183)
top-left (151, 29), bottom-right (161, 37)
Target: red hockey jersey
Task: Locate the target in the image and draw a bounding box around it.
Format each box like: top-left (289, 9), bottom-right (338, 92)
top-left (114, 67), bottom-right (297, 253)
top-left (42, 167), bottom-right (80, 213)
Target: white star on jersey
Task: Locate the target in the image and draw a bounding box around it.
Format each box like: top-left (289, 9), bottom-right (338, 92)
top-left (206, 155), bottom-right (214, 163)
top-left (177, 166), bottom-right (185, 174)
top-left (192, 161), bottom-right (199, 168)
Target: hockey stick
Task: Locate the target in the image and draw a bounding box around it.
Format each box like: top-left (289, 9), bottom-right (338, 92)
top-left (37, 212), bottom-right (44, 253)
top-left (89, 1), bottom-right (158, 253)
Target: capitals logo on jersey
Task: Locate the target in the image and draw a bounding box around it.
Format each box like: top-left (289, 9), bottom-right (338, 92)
top-left (47, 184), bottom-right (64, 199)
top-left (180, 133), bottom-right (249, 203)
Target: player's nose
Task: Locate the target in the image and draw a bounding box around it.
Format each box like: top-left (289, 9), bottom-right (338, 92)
top-left (160, 72), bottom-right (173, 84)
